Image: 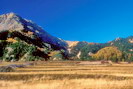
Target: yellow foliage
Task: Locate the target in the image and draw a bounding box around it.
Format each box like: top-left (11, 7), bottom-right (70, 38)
top-left (6, 38), bottom-right (18, 43)
top-left (92, 46), bottom-right (122, 62)
top-left (48, 51), bottom-right (60, 56)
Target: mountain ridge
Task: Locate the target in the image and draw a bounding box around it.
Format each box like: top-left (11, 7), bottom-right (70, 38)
top-left (0, 12), bottom-right (68, 50)
top-left (0, 12), bottom-right (132, 61)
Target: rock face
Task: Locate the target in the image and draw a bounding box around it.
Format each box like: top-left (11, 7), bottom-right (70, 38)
top-left (0, 12), bottom-right (68, 50)
top-left (66, 41), bottom-right (79, 48)
top-left (129, 39), bottom-right (133, 43)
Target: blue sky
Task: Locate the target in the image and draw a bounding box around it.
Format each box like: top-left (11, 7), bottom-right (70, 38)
top-left (0, 0), bottom-right (133, 43)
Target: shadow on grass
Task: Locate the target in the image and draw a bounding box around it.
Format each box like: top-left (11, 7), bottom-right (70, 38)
top-left (0, 73), bottom-right (132, 81)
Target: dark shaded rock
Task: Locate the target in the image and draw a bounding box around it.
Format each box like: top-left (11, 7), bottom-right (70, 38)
top-left (0, 66), bottom-right (15, 72)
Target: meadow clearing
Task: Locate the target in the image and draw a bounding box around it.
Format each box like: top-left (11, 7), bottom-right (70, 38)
top-left (0, 61), bottom-right (133, 89)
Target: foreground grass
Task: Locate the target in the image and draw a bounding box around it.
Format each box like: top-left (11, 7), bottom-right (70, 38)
top-left (1, 79), bottom-right (133, 89)
top-left (0, 61), bottom-right (133, 89)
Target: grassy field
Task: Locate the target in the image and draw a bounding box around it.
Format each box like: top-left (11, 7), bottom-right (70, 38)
top-left (0, 61), bottom-right (133, 89)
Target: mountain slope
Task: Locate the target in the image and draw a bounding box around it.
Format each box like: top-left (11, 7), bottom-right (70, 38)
top-left (0, 12), bottom-right (68, 50)
top-left (0, 12), bottom-right (68, 61)
top-left (66, 37), bottom-right (133, 61)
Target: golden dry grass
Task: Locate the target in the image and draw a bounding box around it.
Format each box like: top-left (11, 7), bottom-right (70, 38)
top-left (0, 61), bottom-right (133, 89)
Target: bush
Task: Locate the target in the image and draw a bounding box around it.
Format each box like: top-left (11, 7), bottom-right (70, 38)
top-left (92, 46), bottom-right (123, 62)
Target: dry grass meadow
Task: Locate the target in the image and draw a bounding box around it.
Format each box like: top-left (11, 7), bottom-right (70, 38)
top-left (0, 61), bottom-right (133, 89)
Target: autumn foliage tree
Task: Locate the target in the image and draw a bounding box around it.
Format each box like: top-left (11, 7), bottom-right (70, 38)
top-left (92, 46), bottom-right (122, 62)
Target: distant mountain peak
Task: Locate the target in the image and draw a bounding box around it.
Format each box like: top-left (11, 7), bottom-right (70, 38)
top-left (0, 12), bottom-right (21, 20)
top-left (5, 12), bottom-right (17, 17)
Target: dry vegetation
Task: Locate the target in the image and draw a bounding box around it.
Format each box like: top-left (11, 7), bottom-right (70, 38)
top-left (0, 61), bottom-right (133, 89)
